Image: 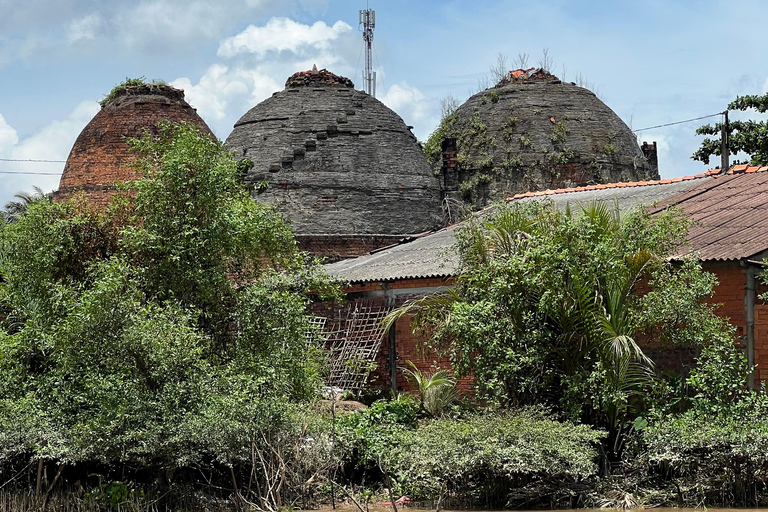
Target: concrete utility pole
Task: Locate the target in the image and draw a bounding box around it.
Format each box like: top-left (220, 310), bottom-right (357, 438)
top-left (359, 8), bottom-right (376, 97)
top-left (721, 110), bottom-right (730, 172)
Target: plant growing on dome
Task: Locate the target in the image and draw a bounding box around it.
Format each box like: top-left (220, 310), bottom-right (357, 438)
top-left (99, 77), bottom-right (169, 106)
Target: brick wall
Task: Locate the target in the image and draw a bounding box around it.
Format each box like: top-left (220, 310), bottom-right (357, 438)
top-left (327, 261), bottom-right (760, 396)
top-left (360, 278), bottom-right (470, 394)
top-left (297, 234), bottom-right (409, 262)
top-left (703, 261), bottom-right (747, 337)
top-left (55, 86), bottom-right (213, 207)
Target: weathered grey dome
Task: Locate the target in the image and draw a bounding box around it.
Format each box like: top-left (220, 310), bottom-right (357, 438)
top-left (430, 69), bottom-right (659, 207)
top-left (225, 68), bottom-right (442, 239)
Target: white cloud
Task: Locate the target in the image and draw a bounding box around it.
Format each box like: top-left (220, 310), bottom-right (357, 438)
top-left (0, 101), bottom-right (99, 203)
top-left (217, 18), bottom-right (352, 59)
top-left (172, 16), bottom-right (359, 138)
top-left (67, 13), bottom-right (102, 44)
top-left (172, 64), bottom-right (280, 125)
top-left (0, 114), bottom-right (19, 151)
top-left (12, 100), bottom-right (99, 161)
top-left (115, 0), bottom-right (232, 49)
top-left (381, 82), bottom-right (438, 141)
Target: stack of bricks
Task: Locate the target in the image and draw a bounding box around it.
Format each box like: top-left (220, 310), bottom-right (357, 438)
top-left (285, 66), bottom-right (354, 89)
top-left (55, 84), bottom-right (214, 207)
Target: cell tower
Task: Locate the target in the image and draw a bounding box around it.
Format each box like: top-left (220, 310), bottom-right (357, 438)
top-left (359, 8), bottom-right (376, 97)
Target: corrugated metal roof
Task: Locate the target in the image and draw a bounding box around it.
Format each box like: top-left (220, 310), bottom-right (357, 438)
top-left (326, 172), bottom-right (715, 283)
top-left (325, 225), bottom-right (461, 283)
top-left (650, 167), bottom-right (768, 260)
top-left (514, 178), bottom-right (709, 213)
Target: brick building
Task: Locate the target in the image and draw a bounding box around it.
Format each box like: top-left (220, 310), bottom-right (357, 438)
top-left (434, 67), bottom-right (659, 210)
top-left (326, 165), bottom-right (768, 392)
top-left (224, 67), bottom-right (443, 262)
top-left (55, 83), bottom-right (214, 206)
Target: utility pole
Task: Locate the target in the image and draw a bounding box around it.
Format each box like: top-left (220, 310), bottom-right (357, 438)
top-left (721, 110), bottom-right (730, 172)
top-left (359, 8), bottom-right (376, 97)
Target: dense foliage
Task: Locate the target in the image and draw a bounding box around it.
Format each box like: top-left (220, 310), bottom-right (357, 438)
top-left (393, 201), bottom-right (732, 440)
top-left (335, 398), bottom-right (604, 508)
top-left (0, 122), bottom-right (336, 509)
top-left (387, 408), bottom-right (603, 506)
top-left (693, 93), bottom-right (768, 166)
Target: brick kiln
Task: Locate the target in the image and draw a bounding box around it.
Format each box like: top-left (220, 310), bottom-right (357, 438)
top-left (56, 83), bottom-right (214, 207)
top-left (435, 68), bottom-right (660, 208)
top-left (225, 67), bottom-right (443, 262)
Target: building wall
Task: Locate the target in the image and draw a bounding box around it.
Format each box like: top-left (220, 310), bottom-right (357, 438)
top-left (704, 261), bottom-right (747, 338)
top-left (297, 235), bottom-right (409, 262)
top-left (330, 277), bottom-right (473, 395)
top-left (371, 309), bottom-right (474, 395)
top-left (331, 260), bottom-right (766, 396)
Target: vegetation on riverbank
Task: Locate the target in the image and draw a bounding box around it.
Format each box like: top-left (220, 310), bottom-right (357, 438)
top-left (1, 123), bottom-right (768, 510)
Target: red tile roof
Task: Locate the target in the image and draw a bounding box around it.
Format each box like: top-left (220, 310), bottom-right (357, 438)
top-left (507, 170), bottom-right (721, 201)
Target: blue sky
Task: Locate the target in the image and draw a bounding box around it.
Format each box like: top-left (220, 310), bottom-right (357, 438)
top-left (1, 0), bottom-right (766, 206)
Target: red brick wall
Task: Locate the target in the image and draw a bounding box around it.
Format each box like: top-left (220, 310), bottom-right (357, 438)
top-left (55, 86), bottom-right (213, 207)
top-left (329, 262), bottom-right (760, 396)
top-left (703, 261), bottom-right (747, 338)
top-left (297, 235), bottom-right (408, 262)
top-left (365, 278), bottom-right (471, 395)
top-left (371, 305), bottom-right (474, 396)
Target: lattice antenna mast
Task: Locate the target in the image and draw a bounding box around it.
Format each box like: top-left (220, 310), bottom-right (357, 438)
top-left (359, 9), bottom-right (376, 97)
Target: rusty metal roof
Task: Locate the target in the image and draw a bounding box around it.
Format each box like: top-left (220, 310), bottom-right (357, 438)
top-left (326, 173), bottom-right (713, 283)
top-left (649, 166), bottom-right (768, 260)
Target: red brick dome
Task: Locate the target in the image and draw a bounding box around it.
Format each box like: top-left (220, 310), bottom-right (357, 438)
top-left (56, 83), bottom-right (214, 206)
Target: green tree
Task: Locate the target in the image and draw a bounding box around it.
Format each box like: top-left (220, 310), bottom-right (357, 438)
top-left (0, 122), bottom-right (336, 507)
top-left (3, 185), bottom-right (51, 223)
top-left (693, 93), bottom-right (768, 165)
top-left (389, 201), bottom-right (729, 449)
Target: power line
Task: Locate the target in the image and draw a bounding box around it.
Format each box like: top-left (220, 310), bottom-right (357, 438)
top-left (0, 170), bottom-right (62, 175)
top-left (0, 158), bottom-right (65, 163)
top-left (0, 158), bottom-right (65, 176)
top-left (632, 112), bottom-right (726, 133)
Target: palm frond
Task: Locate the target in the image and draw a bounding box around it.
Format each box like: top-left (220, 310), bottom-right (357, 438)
top-left (401, 360), bottom-right (456, 417)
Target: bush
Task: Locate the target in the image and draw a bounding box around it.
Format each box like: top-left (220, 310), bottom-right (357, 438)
top-left (0, 122), bottom-right (336, 510)
top-left (335, 395), bottom-right (419, 473)
top-left (642, 404), bottom-right (768, 506)
top-left (386, 409), bottom-right (604, 507)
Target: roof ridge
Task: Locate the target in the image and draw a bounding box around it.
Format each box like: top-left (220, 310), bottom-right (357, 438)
top-left (507, 164), bottom-right (768, 201)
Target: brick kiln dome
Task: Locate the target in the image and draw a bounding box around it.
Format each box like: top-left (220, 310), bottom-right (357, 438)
top-left (56, 83), bottom-right (214, 206)
top-left (433, 68), bottom-right (659, 207)
top-left (225, 67), bottom-right (442, 259)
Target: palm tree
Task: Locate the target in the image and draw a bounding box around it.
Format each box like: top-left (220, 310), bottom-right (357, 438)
top-left (387, 200), bottom-right (659, 430)
top-left (401, 361), bottom-right (456, 417)
top-left (3, 186), bottom-right (51, 223)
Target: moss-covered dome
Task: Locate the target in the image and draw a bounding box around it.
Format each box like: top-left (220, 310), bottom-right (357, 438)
top-left (225, 67), bottom-right (442, 245)
top-left (427, 69), bottom-right (659, 207)
top-left (56, 83), bottom-right (214, 206)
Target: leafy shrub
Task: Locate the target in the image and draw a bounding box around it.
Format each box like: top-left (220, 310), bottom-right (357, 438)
top-left (385, 409), bottom-right (604, 506)
top-left (390, 200), bottom-right (730, 450)
top-left (335, 395), bottom-right (419, 471)
top-left (0, 122), bottom-right (336, 510)
top-left (642, 404), bottom-right (768, 506)
top-left (401, 361), bottom-right (456, 417)
top-left (99, 77), bottom-right (167, 107)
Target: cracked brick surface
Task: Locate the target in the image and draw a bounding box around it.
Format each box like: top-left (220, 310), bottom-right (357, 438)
top-left (56, 84), bottom-right (214, 207)
top-left (225, 71), bottom-right (442, 240)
